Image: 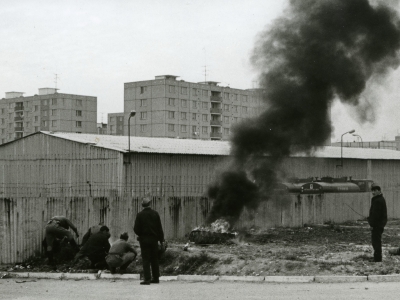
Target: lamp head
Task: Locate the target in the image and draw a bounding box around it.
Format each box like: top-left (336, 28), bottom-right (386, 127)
top-left (348, 129), bottom-right (355, 134)
top-left (129, 110), bottom-right (136, 117)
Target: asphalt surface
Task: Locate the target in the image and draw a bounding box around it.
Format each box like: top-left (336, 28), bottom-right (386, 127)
top-left (1, 279), bottom-right (400, 300)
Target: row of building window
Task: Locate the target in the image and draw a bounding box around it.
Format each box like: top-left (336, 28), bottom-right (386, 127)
top-left (1, 120), bottom-right (82, 130)
top-left (139, 98), bottom-right (252, 112)
top-left (0, 110), bottom-right (82, 120)
top-left (139, 85), bottom-right (249, 101)
top-left (164, 124), bottom-right (229, 134)
top-left (1, 99), bottom-right (84, 110)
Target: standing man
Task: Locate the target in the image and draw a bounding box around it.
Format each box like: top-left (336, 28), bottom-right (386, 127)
top-left (106, 232), bottom-right (137, 274)
top-left (368, 185), bottom-right (387, 262)
top-left (45, 216), bottom-right (79, 267)
top-left (134, 197), bottom-right (164, 285)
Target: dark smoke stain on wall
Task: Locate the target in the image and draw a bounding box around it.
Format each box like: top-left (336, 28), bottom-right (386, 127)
top-left (207, 0), bottom-right (400, 227)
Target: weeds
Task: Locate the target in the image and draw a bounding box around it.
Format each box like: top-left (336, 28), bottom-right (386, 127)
top-left (177, 251), bottom-right (218, 274)
top-left (284, 261), bottom-right (305, 271)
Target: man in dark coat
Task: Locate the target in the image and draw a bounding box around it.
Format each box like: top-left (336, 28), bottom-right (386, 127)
top-left (134, 197), bottom-right (164, 285)
top-left (81, 222), bottom-right (104, 246)
top-left (73, 225), bottom-right (111, 269)
top-left (45, 216), bottom-right (79, 267)
top-left (367, 185), bottom-right (387, 262)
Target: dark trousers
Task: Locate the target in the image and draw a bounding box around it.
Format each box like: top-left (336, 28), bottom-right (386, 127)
top-left (371, 227), bottom-right (384, 262)
top-left (139, 240), bottom-right (160, 282)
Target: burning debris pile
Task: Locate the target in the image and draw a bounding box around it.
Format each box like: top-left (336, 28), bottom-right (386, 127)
top-left (189, 219), bottom-right (237, 244)
top-left (207, 0), bottom-right (400, 228)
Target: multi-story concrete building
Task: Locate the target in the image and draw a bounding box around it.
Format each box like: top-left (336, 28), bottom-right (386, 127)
top-left (97, 123), bottom-right (108, 135)
top-left (107, 112), bottom-right (125, 136)
top-left (0, 88), bottom-right (97, 144)
top-left (119, 75), bottom-right (263, 140)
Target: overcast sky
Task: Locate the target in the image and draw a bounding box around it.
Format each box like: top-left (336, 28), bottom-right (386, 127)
top-left (1, 0), bottom-right (400, 143)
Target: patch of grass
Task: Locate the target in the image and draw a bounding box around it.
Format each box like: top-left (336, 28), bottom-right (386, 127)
top-left (222, 257), bottom-right (234, 264)
top-left (284, 254), bottom-right (306, 262)
top-left (353, 254), bottom-right (371, 262)
top-left (159, 250), bottom-right (177, 265)
top-left (177, 251), bottom-right (218, 274)
top-left (284, 261), bottom-right (305, 271)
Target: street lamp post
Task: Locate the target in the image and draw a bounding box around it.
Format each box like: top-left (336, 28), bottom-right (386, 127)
top-left (337, 129), bottom-right (355, 168)
top-left (127, 110), bottom-right (136, 164)
top-left (352, 134), bottom-right (363, 148)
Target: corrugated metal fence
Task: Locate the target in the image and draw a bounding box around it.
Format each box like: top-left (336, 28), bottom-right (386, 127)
top-left (0, 192), bottom-right (378, 264)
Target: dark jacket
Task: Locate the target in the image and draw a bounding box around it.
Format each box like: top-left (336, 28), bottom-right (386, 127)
top-left (368, 193), bottom-right (387, 228)
top-left (81, 224), bottom-right (102, 246)
top-left (50, 216), bottom-right (78, 235)
top-left (80, 231), bottom-right (110, 257)
top-left (134, 207), bottom-right (164, 243)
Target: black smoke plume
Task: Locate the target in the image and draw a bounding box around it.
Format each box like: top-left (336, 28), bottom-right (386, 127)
top-left (207, 0), bottom-right (400, 227)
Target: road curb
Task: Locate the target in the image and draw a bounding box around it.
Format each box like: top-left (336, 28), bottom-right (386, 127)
top-left (160, 276), bottom-right (178, 281)
top-left (264, 276), bottom-right (314, 283)
top-left (5, 272), bottom-right (400, 283)
top-left (99, 273), bottom-right (140, 280)
top-left (219, 275), bottom-right (264, 282)
top-left (27, 272), bottom-right (64, 280)
top-left (177, 275), bottom-right (219, 282)
top-left (315, 275), bottom-right (367, 283)
top-left (62, 273), bottom-right (98, 280)
top-left (368, 274), bottom-right (400, 282)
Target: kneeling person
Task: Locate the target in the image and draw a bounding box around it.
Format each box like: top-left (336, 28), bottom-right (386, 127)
top-left (106, 232), bottom-right (137, 274)
top-left (74, 225), bottom-right (111, 269)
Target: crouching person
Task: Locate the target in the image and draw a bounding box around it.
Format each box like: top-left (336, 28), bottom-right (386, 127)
top-left (106, 232), bottom-right (137, 274)
top-left (45, 216), bottom-right (79, 268)
top-left (74, 225), bottom-right (111, 269)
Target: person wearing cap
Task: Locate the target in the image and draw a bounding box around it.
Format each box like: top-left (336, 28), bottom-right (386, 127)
top-left (45, 216), bottom-right (79, 267)
top-left (106, 232), bottom-right (137, 274)
top-left (134, 197), bottom-right (165, 285)
top-left (367, 185), bottom-right (387, 262)
top-left (73, 225), bottom-right (111, 269)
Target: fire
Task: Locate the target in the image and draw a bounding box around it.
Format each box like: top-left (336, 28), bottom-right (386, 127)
top-left (193, 218), bottom-right (233, 234)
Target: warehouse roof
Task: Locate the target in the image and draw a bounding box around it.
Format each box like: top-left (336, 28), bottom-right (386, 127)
top-left (16, 131), bottom-right (400, 160)
top-left (41, 131), bottom-right (230, 155)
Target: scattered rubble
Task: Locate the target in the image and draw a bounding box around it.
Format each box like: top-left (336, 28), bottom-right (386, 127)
top-left (2, 219), bottom-right (400, 277)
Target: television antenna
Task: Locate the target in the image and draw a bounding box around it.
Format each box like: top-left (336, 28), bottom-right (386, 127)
top-left (54, 73), bottom-right (60, 90)
top-left (203, 47), bottom-right (208, 83)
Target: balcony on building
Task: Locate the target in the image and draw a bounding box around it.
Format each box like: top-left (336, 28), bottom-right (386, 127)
top-left (14, 126), bottom-right (24, 132)
top-left (14, 132), bottom-right (23, 140)
top-left (210, 119), bottom-right (222, 126)
top-left (210, 131), bottom-right (222, 139)
top-left (210, 91), bottom-right (222, 102)
top-left (210, 107), bottom-right (222, 114)
top-left (14, 105), bottom-right (24, 112)
top-left (14, 116), bottom-right (24, 121)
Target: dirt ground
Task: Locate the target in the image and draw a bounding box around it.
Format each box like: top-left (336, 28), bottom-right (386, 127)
top-left (2, 219), bottom-right (400, 278)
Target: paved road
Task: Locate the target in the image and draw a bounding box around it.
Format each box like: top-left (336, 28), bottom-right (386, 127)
top-left (1, 279), bottom-right (399, 300)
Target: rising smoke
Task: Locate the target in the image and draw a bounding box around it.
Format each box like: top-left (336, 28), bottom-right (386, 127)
top-left (207, 0), bottom-right (400, 227)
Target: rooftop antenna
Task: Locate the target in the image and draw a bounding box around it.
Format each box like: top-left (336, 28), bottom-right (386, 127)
top-left (54, 73), bottom-right (59, 90)
top-left (203, 47), bottom-right (207, 83)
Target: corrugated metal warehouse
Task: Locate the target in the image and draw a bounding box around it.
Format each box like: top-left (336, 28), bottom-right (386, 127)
top-left (1, 131), bottom-right (400, 264)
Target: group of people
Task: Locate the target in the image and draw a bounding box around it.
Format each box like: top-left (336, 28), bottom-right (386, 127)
top-left (43, 184), bottom-right (395, 284)
top-left (44, 197), bottom-right (164, 285)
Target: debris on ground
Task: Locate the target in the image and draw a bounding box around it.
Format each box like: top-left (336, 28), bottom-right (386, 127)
top-left (2, 219), bottom-right (400, 277)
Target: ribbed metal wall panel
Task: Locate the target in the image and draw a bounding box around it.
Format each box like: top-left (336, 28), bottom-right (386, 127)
top-left (2, 133), bottom-right (400, 263)
top-left (0, 196), bottom-right (213, 264)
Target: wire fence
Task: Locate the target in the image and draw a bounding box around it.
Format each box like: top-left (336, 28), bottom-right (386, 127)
top-left (0, 182), bottom-right (211, 198)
